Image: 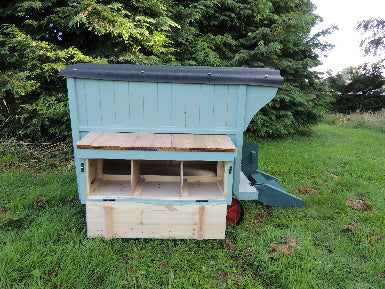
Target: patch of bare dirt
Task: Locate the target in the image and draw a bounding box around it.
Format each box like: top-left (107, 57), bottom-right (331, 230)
top-left (271, 235), bottom-right (298, 257)
top-left (0, 206), bottom-right (6, 215)
top-left (369, 232), bottom-right (383, 243)
top-left (224, 239), bottom-right (237, 250)
top-left (295, 188), bottom-right (318, 195)
top-left (254, 207), bottom-right (272, 228)
top-left (345, 197), bottom-right (372, 211)
top-left (218, 271), bottom-right (227, 282)
top-left (64, 197), bottom-right (76, 206)
top-left (346, 225), bottom-right (361, 234)
top-left (154, 261), bottom-right (169, 270)
top-left (320, 182), bottom-right (329, 187)
top-left (48, 267), bottom-right (61, 280)
top-left (344, 224), bottom-right (383, 243)
top-left (328, 173), bottom-right (341, 178)
top-left (35, 193), bottom-right (46, 208)
top-left (0, 215), bottom-right (20, 227)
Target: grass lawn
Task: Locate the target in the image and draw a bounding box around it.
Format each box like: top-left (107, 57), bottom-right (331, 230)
top-left (0, 120), bottom-right (384, 288)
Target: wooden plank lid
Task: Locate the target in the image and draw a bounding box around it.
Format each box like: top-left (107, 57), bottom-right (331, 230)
top-left (77, 132), bottom-right (236, 152)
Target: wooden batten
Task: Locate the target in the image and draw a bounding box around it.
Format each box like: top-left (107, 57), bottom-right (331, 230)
top-left (198, 206), bottom-right (205, 240)
top-left (103, 206), bottom-right (113, 240)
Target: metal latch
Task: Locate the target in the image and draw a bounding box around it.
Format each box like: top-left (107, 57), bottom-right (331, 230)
top-left (229, 165), bottom-right (233, 174)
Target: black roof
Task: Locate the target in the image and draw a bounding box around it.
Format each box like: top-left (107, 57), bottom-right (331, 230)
top-left (60, 63), bottom-right (284, 87)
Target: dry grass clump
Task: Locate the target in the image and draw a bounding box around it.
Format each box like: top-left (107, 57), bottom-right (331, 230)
top-left (0, 139), bottom-right (74, 173)
top-left (345, 197), bottom-right (372, 212)
top-left (254, 207), bottom-right (272, 228)
top-left (224, 239), bottom-right (237, 250)
top-left (344, 224), bottom-right (383, 243)
top-left (271, 235), bottom-right (298, 257)
top-left (328, 109), bottom-right (385, 128)
top-left (295, 188), bottom-right (318, 195)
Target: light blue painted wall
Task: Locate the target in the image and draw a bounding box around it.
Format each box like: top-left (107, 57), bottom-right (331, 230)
top-left (74, 80), bottom-right (245, 132)
top-left (67, 79), bottom-right (278, 204)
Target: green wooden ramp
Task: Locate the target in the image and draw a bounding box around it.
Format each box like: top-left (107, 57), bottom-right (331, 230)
top-left (238, 142), bottom-right (305, 207)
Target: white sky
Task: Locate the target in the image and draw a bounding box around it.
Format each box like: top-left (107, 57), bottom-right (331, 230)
top-left (311, 0), bottom-right (385, 74)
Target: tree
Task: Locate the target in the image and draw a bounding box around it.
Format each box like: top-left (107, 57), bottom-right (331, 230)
top-left (324, 17), bottom-right (385, 113)
top-left (0, 0), bottom-right (334, 141)
top-left (0, 0), bottom-right (178, 140)
top-left (358, 18), bottom-right (385, 62)
top-left (168, 0), bottom-right (335, 137)
top-left (326, 64), bottom-right (385, 112)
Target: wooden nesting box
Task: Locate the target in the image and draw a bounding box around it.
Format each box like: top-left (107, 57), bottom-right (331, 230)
top-left (60, 64), bottom-right (284, 239)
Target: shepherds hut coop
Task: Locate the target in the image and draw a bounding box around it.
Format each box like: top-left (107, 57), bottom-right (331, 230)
top-left (60, 64), bottom-right (304, 240)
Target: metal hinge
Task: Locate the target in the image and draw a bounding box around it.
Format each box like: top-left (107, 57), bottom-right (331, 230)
top-left (229, 165), bottom-right (233, 174)
top-left (81, 163), bottom-right (84, 172)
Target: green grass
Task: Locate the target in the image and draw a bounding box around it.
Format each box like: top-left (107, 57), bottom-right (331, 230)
top-left (1, 121), bottom-right (384, 288)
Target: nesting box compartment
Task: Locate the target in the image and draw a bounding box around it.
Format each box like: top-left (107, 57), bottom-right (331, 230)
top-left (60, 64), bottom-right (289, 239)
top-left (85, 159), bottom-right (229, 201)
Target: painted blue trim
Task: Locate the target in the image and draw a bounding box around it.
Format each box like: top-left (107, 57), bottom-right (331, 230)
top-left (244, 87), bottom-right (278, 130)
top-left (67, 79), bottom-right (85, 203)
top-left (76, 158), bottom-right (86, 204)
top-left (232, 85), bottom-right (247, 197)
top-left (78, 126), bottom-right (238, 134)
top-left (237, 191), bottom-right (260, 200)
top-left (226, 161), bottom-right (234, 205)
top-left (85, 198), bottom-right (227, 206)
top-left (76, 149), bottom-right (235, 161)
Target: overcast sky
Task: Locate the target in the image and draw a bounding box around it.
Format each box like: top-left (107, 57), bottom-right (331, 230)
top-left (311, 0), bottom-right (385, 74)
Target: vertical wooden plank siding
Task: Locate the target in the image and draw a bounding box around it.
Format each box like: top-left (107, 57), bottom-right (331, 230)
top-left (156, 83), bottom-right (172, 127)
top-left (67, 78), bottom-right (80, 143)
top-left (99, 80), bottom-right (116, 126)
top-left (212, 85), bottom-right (228, 127)
top-left (75, 79), bottom-right (88, 127)
top-left (226, 161), bottom-right (234, 205)
top-left (129, 82), bottom-right (144, 125)
top-left (67, 79), bottom-right (86, 203)
top-left (171, 83), bottom-right (186, 127)
top-left (103, 206), bottom-right (113, 240)
top-left (142, 83), bottom-right (158, 125)
top-left (199, 84), bottom-right (215, 128)
top-left (185, 84), bottom-right (200, 127)
top-left (75, 81), bottom-right (243, 132)
top-left (85, 79), bottom-right (102, 126)
top-left (114, 81), bottom-right (130, 125)
top-left (232, 85), bottom-right (247, 197)
top-left (226, 85), bottom-right (238, 129)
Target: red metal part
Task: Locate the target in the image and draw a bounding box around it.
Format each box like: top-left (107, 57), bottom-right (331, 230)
top-left (226, 198), bottom-right (244, 225)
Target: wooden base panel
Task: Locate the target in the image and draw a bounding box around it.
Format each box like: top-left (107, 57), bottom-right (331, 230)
top-left (86, 202), bottom-right (226, 239)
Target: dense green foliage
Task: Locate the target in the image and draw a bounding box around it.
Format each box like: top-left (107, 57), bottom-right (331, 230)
top-left (0, 0), bottom-right (333, 141)
top-left (1, 121), bottom-right (384, 287)
top-left (326, 64), bottom-right (385, 113)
